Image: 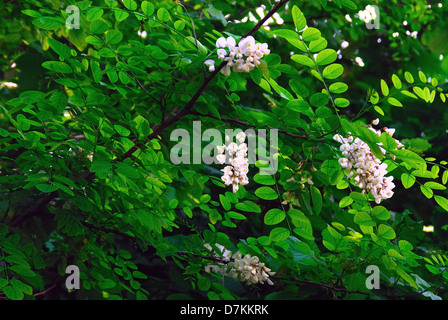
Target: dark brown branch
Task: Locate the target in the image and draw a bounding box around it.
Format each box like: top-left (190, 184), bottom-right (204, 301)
top-left (240, 0), bottom-right (290, 40)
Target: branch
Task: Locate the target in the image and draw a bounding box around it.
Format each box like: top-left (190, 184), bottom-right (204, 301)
top-left (240, 0), bottom-right (290, 40)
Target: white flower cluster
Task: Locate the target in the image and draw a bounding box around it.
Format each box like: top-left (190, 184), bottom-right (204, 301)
top-left (333, 119), bottom-right (403, 204)
top-left (204, 243), bottom-right (275, 286)
top-left (217, 132), bottom-right (249, 193)
top-left (204, 35), bottom-right (270, 76)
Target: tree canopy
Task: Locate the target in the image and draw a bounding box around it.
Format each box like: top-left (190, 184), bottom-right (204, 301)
top-left (1, 0), bottom-right (448, 301)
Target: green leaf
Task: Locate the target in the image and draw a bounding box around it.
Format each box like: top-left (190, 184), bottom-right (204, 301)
top-left (253, 173), bottom-right (275, 185)
top-left (322, 226), bottom-right (349, 252)
top-left (226, 211), bottom-right (246, 220)
top-left (3, 285), bottom-right (24, 300)
top-left (316, 106), bottom-right (332, 118)
top-left (114, 124), bottom-right (131, 137)
top-left (420, 185), bottom-right (433, 199)
top-left (443, 170), bottom-right (448, 185)
top-left (272, 29), bottom-right (300, 41)
top-left (404, 71), bottom-right (414, 83)
top-left (413, 87), bottom-right (428, 101)
top-left (418, 70), bottom-right (427, 83)
top-left (255, 187), bottom-right (278, 200)
top-left (90, 20), bottom-right (109, 34)
top-left (235, 201), bottom-right (261, 213)
top-left (310, 186), bottom-right (322, 214)
top-left (9, 265), bottom-right (36, 277)
top-left (309, 37), bottom-right (328, 52)
top-left (374, 106), bottom-right (384, 115)
top-left (372, 206), bottom-right (390, 220)
top-left (116, 162), bottom-right (140, 179)
top-left (86, 7), bottom-right (104, 21)
top-left (396, 268), bottom-right (418, 289)
top-left (174, 20), bottom-right (186, 31)
top-left (424, 181), bottom-right (446, 190)
top-left (380, 79), bottom-right (389, 96)
top-left (0, 278), bottom-right (8, 289)
top-left (329, 82), bottom-right (348, 93)
top-left (219, 194), bottom-right (231, 211)
top-left (291, 54), bottom-right (315, 67)
top-left (106, 29), bottom-right (123, 44)
top-left (316, 49), bottom-right (337, 66)
top-left (47, 39), bottom-right (71, 60)
top-left (32, 17), bottom-right (62, 30)
top-left (157, 7), bottom-right (170, 22)
top-left (322, 63), bottom-right (343, 79)
top-left (380, 132), bottom-right (398, 151)
top-left (391, 74), bottom-right (402, 89)
top-left (292, 5), bottom-right (307, 31)
top-left (99, 279), bottom-right (117, 290)
top-left (354, 212), bottom-right (376, 226)
top-left (269, 227), bottom-right (290, 242)
top-left (115, 9), bottom-right (130, 21)
top-left (339, 195), bottom-right (353, 208)
top-left (340, 0), bottom-right (357, 9)
top-left (36, 184), bottom-right (59, 193)
top-left (302, 27), bottom-right (321, 42)
top-left (382, 254), bottom-right (397, 270)
top-left (393, 149), bottom-right (426, 170)
top-left (434, 195), bottom-right (448, 212)
top-left (387, 97), bottom-right (403, 107)
top-left (334, 98), bottom-right (350, 108)
top-left (310, 92), bottom-right (329, 107)
top-left (377, 224), bottom-right (396, 240)
top-left (264, 208), bottom-right (286, 225)
top-left (90, 60), bottom-right (102, 83)
top-left (42, 61), bottom-right (72, 73)
top-left (123, 0), bottom-right (138, 10)
top-left (141, 1), bottom-right (155, 15)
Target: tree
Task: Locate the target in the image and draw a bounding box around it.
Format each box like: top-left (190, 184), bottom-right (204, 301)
top-left (0, 0), bottom-right (448, 301)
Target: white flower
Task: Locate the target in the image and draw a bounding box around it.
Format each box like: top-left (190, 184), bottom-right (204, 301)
top-left (333, 121), bottom-right (402, 204)
top-left (239, 36), bottom-right (255, 55)
top-left (206, 35), bottom-right (270, 76)
top-left (236, 132), bottom-right (246, 143)
top-left (204, 59), bottom-right (215, 71)
top-left (217, 145), bottom-right (226, 154)
top-left (384, 128), bottom-right (396, 136)
top-left (216, 37), bottom-right (227, 48)
top-left (217, 48), bottom-right (227, 60)
top-left (221, 65), bottom-right (231, 76)
top-left (372, 118), bottom-right (380, 125)
top-left (216, 154), bottom-right (226, 164)
top-left (226, 36), bottom-right (236, 48)
top-left (203, 243), bottom-right (275, 286)
top-left (227, 142), bottom-right (238, 155)
top-left (217, 132), bottom-right (249, 193)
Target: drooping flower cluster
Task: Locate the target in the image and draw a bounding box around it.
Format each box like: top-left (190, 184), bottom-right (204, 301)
top-left (333, 119), bottom-right (403, 204)
top-left (204, 35), bottom-right (270, 76)
top-left (217, 132), bottom-right (249, 193)
top-left (204, 243), bottom-right (275, 286)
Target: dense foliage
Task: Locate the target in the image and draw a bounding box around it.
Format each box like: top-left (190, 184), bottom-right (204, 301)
top-left (1, 0), bottom-right (448, 300)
